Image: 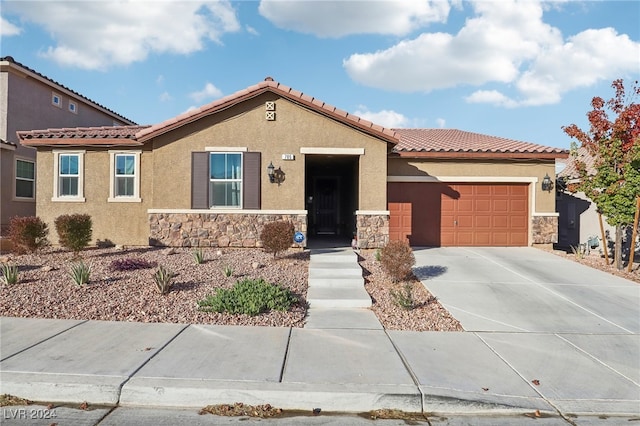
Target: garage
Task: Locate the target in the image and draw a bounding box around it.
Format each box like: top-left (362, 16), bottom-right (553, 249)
top-left (388, 182), bottom-right (529, 247)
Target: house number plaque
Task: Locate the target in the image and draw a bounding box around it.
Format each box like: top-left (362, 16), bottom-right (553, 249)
top-left (282, 154), bottom-right (295, 160)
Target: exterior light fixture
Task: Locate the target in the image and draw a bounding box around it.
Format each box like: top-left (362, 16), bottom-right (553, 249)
top-left (267, 162), bottom-right (275, 183)
top-left (541, 173), bottom-right (554, 192)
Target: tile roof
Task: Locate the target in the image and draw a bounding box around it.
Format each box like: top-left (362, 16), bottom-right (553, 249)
top-left (392, 128), bottom-right (568, 159)
top-left (557, 146), bottom-right (596, 179)
top-left (0, 138), bottom-right (17, 149)
top-left (1, 56), bottom-right (137, 125)
top-left (135, 77), bottom-right (398, 145)
top-left (19, 126), bottom-right (149, 147)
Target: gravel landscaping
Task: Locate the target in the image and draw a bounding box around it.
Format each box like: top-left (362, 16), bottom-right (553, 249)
top-left (0, 245), bottom-right (463, 331)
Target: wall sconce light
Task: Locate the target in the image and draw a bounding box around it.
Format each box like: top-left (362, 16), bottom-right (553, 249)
top-left (267, 162), bottom-right (285, 185)
top-left (541, 173), bottom-right (554, 192)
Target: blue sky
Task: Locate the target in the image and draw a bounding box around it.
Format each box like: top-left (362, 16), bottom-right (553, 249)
top-left (2, 0), bottom-right (639, 149)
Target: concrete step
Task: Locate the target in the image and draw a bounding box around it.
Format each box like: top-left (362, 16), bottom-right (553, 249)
top-left (309, 267), bottom-right (363, 280)
top-left (308, 277), bottom-right (364, 288)
top-left (305, 308), bottom-right (382, 329)
top-left (306, 286), bottom-right (372, 308)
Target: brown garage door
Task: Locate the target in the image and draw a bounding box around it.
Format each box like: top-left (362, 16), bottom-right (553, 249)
top-left (388, 182), bottom-right (528, 247)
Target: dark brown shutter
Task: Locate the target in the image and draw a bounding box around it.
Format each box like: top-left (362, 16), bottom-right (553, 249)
top-left (243, 152), bottom-right (261, 209)
top-left (191, 152), bottom-right (209, 209)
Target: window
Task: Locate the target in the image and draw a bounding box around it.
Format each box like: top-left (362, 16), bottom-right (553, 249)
top-left (15, 159), bottom-right (35, 199)
top-left (52, 151), bottom-right (85, 202)
top-left (209, 153), bottom-right (242, 207)
top-left (108, 151), bottom-right (141, 202)
top-left (52, 93), bottom-right (61, 107)
top-left (69, 101), bottom-right (77, 113)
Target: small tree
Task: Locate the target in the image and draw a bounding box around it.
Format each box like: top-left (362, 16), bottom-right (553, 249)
top-left (562, 79), bottom-right (640, 269)
top-left (7, 216), bottom-right (49, 254)
top-left (54, 214), bottom-right (92, 255)
top-left (260, 221), bottom-right (294, 258)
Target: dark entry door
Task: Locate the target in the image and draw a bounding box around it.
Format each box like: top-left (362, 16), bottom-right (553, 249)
top-left (314, 177), bottom-right (339, 235)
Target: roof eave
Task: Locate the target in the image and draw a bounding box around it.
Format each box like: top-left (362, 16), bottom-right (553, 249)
top-left (20, 138), bottom-right (143, 148)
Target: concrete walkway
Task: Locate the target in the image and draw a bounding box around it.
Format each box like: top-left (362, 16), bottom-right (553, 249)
top-left (304, 248), bottom-right (382, 330)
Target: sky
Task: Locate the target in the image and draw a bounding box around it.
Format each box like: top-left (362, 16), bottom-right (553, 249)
top-left (1, 0), bottom-right (639, 149)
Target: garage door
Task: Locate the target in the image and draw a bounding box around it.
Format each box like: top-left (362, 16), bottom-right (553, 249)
top-left (388, 182), bottom-right (529, 247)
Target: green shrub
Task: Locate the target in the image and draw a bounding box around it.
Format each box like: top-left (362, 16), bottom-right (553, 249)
top-left (193, 248), bottom-right (205, 265)
top-left (260, 221), bottom-right (294, 258)
top-left (1, 263), bottom-right (19, 285)
top-left (68, 261), bottom-right (91, 285)
top-left (380, 240), bottom-right (415, 282)
top-left (198, 278), bottom-right (297, 316)
top-left (55, 214), bottom-right (92, 255)
top-left (153, 265), bottom-right (175, 295)
top-left (374, 248), bottom-right (382, 262)
top-left (8, 216), bottom-right (49, 254)
top-left (390, 283), bottom-right (414, 310)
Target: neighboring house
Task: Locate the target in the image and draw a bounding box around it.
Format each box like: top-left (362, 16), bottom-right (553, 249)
top-left (555, 146), bottom-right (614, 250)
top-left (0, 56), bottom-right (136, 234)
top-left (18, 77), bottom-right (567, 249)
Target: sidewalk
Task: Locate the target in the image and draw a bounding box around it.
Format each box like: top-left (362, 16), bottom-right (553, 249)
top-left (1, 316), bottom-right (638, 418)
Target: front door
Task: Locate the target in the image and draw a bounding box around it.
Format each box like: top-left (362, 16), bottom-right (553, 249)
top-left (314, 177), bottom-right (339, 235)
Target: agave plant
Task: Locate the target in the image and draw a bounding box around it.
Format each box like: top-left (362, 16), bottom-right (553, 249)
top-left (68, 261), bottom-right (92, 286)
top-left (192, 248), bottom-right (204, 265)
top-left (153, 265), bottom-right (176, 295)
top-left (1, 263), bottom-right (19, 285)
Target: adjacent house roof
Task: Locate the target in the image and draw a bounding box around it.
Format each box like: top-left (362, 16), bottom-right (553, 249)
top-left (392, 129), bottom-right (568, 159)
top-left (17, 77), bottom-right (568, 160)
top-left (19, 126), bottom-right (149, 147)
top-left (0, 138), bottom-right (17, 150)
top-left (557, 146), bottom-right (597, 179)
top-left (0, 56), bottom-right (137, 125)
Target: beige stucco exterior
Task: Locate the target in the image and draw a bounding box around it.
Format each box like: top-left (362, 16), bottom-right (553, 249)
top-left (35, 148), bottom-right (153, 246)
top-left (150, 94), bottom-right (388, 212)
top-left (388, 158), bottom-right (557, 213)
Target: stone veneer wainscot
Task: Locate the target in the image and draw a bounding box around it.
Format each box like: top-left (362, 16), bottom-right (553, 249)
top-left (356, 211), bottom-right (389, 249)
top-left (148, 210), bottom-right (307, 248)
top-left (532, 214), bottom-right (559, 244)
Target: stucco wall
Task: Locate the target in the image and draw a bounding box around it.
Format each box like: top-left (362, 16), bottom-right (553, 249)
top-left (35, 148), bottom-right (153, 246)
top-left (150, 94), bottom-right (389, 212)
top-left (387, 158), bottom-right (557, 213)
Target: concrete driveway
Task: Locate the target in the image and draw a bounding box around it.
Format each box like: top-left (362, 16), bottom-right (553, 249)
top-left (413, 247), bottom-right (640, 334)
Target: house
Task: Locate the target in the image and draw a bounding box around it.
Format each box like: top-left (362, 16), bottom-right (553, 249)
top-left (555, 146), bottom-right (614, 250)
top-left (0, 56), bottom-right (136, 234)
top-left (18, 77), bottom-right (568, 249)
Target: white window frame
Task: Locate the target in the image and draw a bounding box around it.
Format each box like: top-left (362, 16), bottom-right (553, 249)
top-left (52, 92), bottom-right (62, 107)
top-left (52, 150), bottom-right (85, 202)
top-left (14, 157), bottom-right (36, 201)
top-left (69, 101), bottom-right (77, 114)
top-left (209, 152), bottom-right (243, 209)
top-left (108, 151), bottom-right (141, 202)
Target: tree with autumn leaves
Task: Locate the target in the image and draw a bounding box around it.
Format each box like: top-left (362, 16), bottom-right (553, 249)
top-left (562, 79), bottom-right (640, 270)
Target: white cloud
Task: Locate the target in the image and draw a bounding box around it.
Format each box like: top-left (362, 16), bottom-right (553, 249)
top-left (246, 25), bottom-right (259, 36)
top-left (258, 0), bottom-right (450, 38)
top-left (3, 1), bottom-right (240, 70)
top-left (435, 118), bottom-right (446, 128)
top-left (189, 82), bottom-right (223, 103)
top-left (344, 0), bottom-right (640, 107)
top-left (354, 106), bottom-right (409, 128)
top-left (156, 75), bottom-right (165, 85)
top-left (1, 16), bottom-right (21, 36)
top-left (159, 91), bottom-right (172, 102)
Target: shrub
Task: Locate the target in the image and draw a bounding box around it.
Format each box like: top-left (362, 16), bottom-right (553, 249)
top-left (153, 265), bottom-right (175, 295)
top-left (110, 258), bottom-right (157, 272)
top-left (380, 240), bottom-right (415, 282)
top-left (260, 221), bottom-right (294, 258)
top-left (55, 214), bottom-right (92, 254)
top-left (7, 216), bottom-right (49, 254)
top-left (69, 261), bottom-right (91, 285)
top-left (1, 263), bottom-right (19, 285)
top-left (198, 278), bottom-right (297, 316)
top-left (193, 248), bottom-right (204, 265)
top-left (223, 265), bottom-right (233, 277)
top-left (390, 283), bottom-right (415, 310)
